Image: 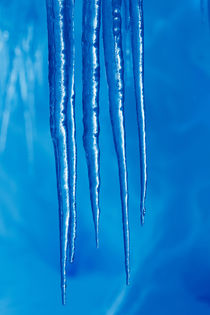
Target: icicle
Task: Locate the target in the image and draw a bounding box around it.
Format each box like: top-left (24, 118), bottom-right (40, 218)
top-left (129, 0), bottom-right (147, 224)
top-left (82, 0), bottom-right (101, 247)
top-left (46, 0), bottom-right (77, 304)
top-left (102, 0), bottom-right (130, 284)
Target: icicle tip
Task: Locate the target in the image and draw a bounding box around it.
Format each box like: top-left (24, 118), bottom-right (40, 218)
top-left (96, 233), bottom-right (99, 249)
top-left (141, 208), bottom-right (146, 225)
top-left (61, 285), bottom-right (67, 306)
top-left (126, 266), bottom-right (130, 286)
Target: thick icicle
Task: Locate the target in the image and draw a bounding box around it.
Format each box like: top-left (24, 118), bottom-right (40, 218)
top-left (129, 0), bottom-right (147, 224)
top-left (46, 0), bottom-right (77, 304)
top-left (102, 0), bottom-right (130, 284)
top-left (82, 0), bottom-right (101, 247)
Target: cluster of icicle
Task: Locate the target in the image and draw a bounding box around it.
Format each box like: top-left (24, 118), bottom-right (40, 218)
top-left (46, 0), bottom-right (147, 304)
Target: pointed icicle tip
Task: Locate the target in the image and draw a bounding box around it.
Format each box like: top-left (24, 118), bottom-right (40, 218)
top-left (141, 208), bottom-right (146, 225)
top-left (129, 0), bottom-right (147, 224)
top-left (46, 0), bottom-right (77, 303)
top-left (70, 254), bottom-right (74, 264)
top-left (126, 271), bottom-right (130, 286)
top-left (61, 285), bottom-right (66, 306)
top-left (82, 0), bottom-right (101, 250)
top-left (102, 0), bottom-right (130, 285)
top-left (96, 233), bottom-right (99, 249)
top-left (95, 212), bottom-right (100, 248)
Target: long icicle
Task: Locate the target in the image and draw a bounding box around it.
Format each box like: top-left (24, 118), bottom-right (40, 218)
top-left (129, 0), bottom-right (147, 224)
top-left (102, 0), bottom-right (130, 284)
top-left (65, 0), bottom-right (77, 265)
top-left (46, 0), bottom-right (77, 304)
top-left (82, 0), bottom-right (101, 247)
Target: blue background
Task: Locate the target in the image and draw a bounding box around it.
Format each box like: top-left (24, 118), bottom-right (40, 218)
top-left (0, 0), bottom-right (210, 314)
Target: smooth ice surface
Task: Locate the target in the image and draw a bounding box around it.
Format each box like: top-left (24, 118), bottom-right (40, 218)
top-left (0, 0), bottom-right (210, 314)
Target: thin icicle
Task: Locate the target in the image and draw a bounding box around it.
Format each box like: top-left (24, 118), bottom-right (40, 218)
top-left (82, 0), bottom-right (101, 247)
top-left (102, 0), bottom-right (130, 284)
top-left (129, 0), bottom-right (147, 224)
top-left (63, 0), bottom-right (77, 265)
top-left (46, 0), bottom-right (77, 304)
